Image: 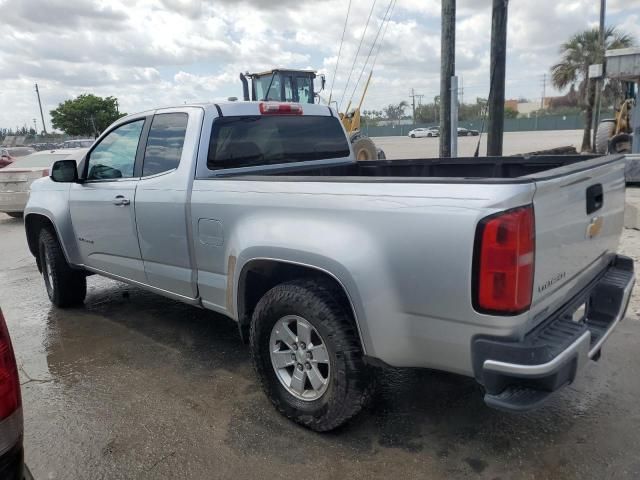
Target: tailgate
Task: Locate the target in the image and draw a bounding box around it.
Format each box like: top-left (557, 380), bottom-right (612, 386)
top-left (529, 155), bottom-right (626, 322)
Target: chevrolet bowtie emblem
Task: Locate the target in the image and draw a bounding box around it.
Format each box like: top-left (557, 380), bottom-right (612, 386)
top-left (586, 216), bottom-right (603, 239)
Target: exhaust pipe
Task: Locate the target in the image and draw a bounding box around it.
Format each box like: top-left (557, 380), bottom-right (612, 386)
top-left (239, 73), bottom-right (250, 101)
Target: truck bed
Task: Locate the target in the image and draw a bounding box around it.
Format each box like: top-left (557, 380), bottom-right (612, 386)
top-left (226, 154), bottom-right (615, 182)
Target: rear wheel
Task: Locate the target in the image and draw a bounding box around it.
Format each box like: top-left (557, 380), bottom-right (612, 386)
top-left (595, 119), bottom-right (616, 154)
top-left (250, 279), bottom-right (370, 431)
top-left (38, 229), bottom-right (86, 307)
top-left (351, 136), bottom-right (378, 161)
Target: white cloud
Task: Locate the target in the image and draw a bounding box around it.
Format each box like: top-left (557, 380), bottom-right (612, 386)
top-left (0, 0), bottom-right (639, 131)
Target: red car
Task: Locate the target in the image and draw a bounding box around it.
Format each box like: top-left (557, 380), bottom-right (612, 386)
top-left (0, 309), bottom-right (31, 479)
top-left (0, 148), bottom-right (35, 169)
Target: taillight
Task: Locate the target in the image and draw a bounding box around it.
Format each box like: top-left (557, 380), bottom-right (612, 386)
top-left (259, 102), bottom-right (303, 115)
top-left (0, 310), bottom-right (21, 421)
top-left (473, 205), bottom-right (535, 315)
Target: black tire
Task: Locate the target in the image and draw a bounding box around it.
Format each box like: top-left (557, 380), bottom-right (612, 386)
top-left (427, 133), bottom-right (432, 137)
top-left (595, 120), bottom-right (616, 154)
top-left (410, 134), bottom-right (415, 138)
top-left (38, 228), bottom-right (86, 307)
top-left (250, 279), bottom-right (370, 431)
top-left (351, 136), bottom-right (378, 160)
top-left (6, 212), bottom-right (23, 218)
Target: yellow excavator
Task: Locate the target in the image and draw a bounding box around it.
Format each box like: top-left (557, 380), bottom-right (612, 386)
top-left (595, 97), bottom-right (634, 154)
top-left (239, 69), bottom-right (383, 160)
top-left (595, 48), bottom-right (639, 154)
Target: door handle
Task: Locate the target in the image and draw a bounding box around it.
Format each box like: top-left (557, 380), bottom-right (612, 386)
top-left (586, 184), bottom-right (603, 214)
top-left (113, 195), bottom-right (130, 206)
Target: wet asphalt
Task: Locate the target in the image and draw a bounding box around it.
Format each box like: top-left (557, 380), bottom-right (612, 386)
top-left (2, 212), bottom-right (640, 479)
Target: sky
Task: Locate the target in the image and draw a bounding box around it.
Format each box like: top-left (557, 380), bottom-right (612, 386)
top-left (1, 0), bottom-right (639, 132)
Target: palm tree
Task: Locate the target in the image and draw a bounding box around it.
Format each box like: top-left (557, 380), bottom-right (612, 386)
top-left (551, 26), bottom-right (634, 152)
top-left (384, 100), bottom-right (409, 125)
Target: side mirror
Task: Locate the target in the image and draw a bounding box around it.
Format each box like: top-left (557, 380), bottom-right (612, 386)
top-left (50, 159), bottom-right (78, 183)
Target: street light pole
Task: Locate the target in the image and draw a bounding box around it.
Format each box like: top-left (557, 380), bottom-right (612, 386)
top-left (34, 83), bottom-right (48, 135)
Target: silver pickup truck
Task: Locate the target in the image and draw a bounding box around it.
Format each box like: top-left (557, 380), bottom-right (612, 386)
top-left (24, 101), bottom-right (634, 431)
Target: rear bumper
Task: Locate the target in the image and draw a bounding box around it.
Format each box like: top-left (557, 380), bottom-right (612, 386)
top-left (472, 254), bottom-right (635, 411)
top-left (0, 192), bottom-right (28, 213)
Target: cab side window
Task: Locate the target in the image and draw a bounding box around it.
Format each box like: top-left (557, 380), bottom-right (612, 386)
top-left (86, 120), bottom-right (145, 180)
top-left (142, 113), bottom-right (188, 177)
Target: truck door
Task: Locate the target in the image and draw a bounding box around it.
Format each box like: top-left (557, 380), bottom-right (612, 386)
top-left (69, 118), bottom-right (148, 283)
top-left (134, 110), bottom-right (198, 299)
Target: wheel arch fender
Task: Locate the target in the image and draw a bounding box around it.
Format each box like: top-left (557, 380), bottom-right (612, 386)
top-left (24, 208), bottom-right (82, 268)
top-left (234, 251), bottom-right (372, 355)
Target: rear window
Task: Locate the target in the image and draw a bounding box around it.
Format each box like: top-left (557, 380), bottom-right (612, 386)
top-left (12, 153), bottom-right (71, 168)
top-left (207, 115), bottom-right (350, 170)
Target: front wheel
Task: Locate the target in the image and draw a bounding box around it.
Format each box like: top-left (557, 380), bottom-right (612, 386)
top-left (351, 136), bottom-right (378, 161)
top-left (250, 279), bottom-right (370, 431)
top-left (38, 229), bottom-right (87, 307)
top-left (410, 134), bottom-right (415, 138)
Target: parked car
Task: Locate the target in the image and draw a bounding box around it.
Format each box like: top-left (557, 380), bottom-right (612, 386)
top-left (457, 127), bottom-right (479, 136)
top-left (62, 139), bottom-right (94, 149)
top-left (408, 127), bottom-right (439, 138)
top-left (24, 101), bottom-right (634, 431)
top-left (0, 149), bottom-right (87, 218)
top-left (0, 148), bottom-right (35, 169)
top-left (0, 309), bottom-right (31, 479)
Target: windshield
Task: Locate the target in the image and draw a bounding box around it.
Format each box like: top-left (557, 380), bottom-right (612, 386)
top-left (207, 115), bottom-right (350, 170)
top-left (12, 152), bottom-right (72, 168)
top-left (254, 73), bottom-right (281, 101)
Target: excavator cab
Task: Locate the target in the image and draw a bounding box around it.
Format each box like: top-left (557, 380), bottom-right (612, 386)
top-left (240, 69), bottom-right (325, 104)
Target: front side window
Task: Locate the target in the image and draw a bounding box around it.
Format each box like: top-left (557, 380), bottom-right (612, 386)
top-left (255, 73), bottom-right (281, 101)
top-left (296, 76), bottom-right (311, 104)
top-left (142, 113), bottom-right (188, 177)
top-left (86, 120), bottom-right (144, 180)
top-left (207, 115), bottom-right (350, 170)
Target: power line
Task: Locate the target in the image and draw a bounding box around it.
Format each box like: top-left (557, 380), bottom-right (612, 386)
top-left (346, 0), bottom-right (395, 110)
top-left (329, 0), bottom-right (352, 105)
top-left (338, 0), bottom-right (378, 111)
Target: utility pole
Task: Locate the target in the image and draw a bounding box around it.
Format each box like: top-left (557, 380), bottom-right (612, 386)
top-left (411, 88), bottom-right (416, 126)
top-left (487, 0), bottom-right (508, 156)
top-left (592, 0), bottom-right (606, 151)
top-left (410, 89), bottom-right (424, 125)
top-left (540, 74), bottom-right (546, 110)
top-left (34, 83), bottom-right (47, 135)
top-left (440, 0), bottom-right (456, 157)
